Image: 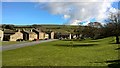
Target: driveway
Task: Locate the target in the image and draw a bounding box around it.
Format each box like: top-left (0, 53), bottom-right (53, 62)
top-left (0, 39), bottom-right (58, 51)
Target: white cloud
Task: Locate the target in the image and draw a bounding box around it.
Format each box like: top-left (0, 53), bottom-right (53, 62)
top-left (36, 0), bottom-right (119, 25)
top-left (63, 15), bottom-right (71, 19)
top-left (70, 20), bottom-right (81, 25)
top-left (109, 7), bottom-right (119, 13)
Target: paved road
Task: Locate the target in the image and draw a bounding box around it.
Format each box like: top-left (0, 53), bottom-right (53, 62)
top-left (0, 39), bottom-right (58, 51)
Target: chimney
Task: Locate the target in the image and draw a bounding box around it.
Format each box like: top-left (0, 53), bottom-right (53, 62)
top-left (18, 29), bottom-right (20, 32)
top-left (22, 28), bottom-right (25, 31)
top-left (30, 29), bottom-right (32, 32)
top-left (69, 33), bottom-right (72, 39)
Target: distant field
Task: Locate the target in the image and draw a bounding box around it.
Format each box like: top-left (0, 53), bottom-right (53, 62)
top-left (2, 37), bottom-right (119, 67)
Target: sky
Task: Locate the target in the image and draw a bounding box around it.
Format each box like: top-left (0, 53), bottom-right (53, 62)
top-left (1, 0), bottom-right (120, 25)
top-left (2, 2), bottom-right (66, 25)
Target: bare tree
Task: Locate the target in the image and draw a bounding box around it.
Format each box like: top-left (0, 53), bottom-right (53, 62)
top-left (106, 12), bottom-right (120, 44)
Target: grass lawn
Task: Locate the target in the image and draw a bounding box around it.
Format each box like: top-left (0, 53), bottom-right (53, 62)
top-left (2, 37), bottom-right (119, 67)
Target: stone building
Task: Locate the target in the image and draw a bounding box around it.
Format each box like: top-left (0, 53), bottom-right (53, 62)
top-left (10, 30), bottom-right (23, 41)
top-left (22, 30), bottom-right (37, 41)
top-left (30, 29), bottom-right (54, 40)
top-left (45, 31), bottom-right (55, 39)
top-left (22, 31), bottom-right (29, 41)
top-left (3, 29), bottom-right (23, 41)
top-left (44, 34), bottom-right (49, 39)
top-left (0, 30), bottom-right (3, 41)
top-left (39, 32), bottom-right (45, 39)
top-left (29, 32), bottom-right (37, 41)
top-left (32, 29), bottom-right (46, 40)
top-left (51, 32), bottom-right (54, 39)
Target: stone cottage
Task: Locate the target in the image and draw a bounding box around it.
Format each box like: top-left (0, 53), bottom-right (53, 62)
top-left (0, 30), bottom-right (3, 41)
top-left (3, 29), bottom-right (23, 41)
top-left (32, 29), bottom-right (46, 40)
top-left (10, 30), bottom-right (23, 41)
top-left (22, 30), bottom-right (37, 41)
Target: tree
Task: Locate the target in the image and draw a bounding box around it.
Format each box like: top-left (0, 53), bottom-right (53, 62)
top-left (105, 12), bottom-right (120, 44)
top-left (2, 24), bottom-right (15, 30)
top-left (73, 25), bottom-right (83, 39)
top-left (80, 26), bottom-right (94, 38)
top-left (74, 25), bottom-right (97, 39)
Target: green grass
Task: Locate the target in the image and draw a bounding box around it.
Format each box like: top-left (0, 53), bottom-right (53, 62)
top-left (2, 37), bottom-right (119, 66)
top-left (1, 41), bottom-right (21, 46)
top-left (1, 41), bottom-right (31, 46)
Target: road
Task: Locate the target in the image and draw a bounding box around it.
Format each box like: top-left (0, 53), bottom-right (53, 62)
top-left (0, 39), bottom-right (58, 51)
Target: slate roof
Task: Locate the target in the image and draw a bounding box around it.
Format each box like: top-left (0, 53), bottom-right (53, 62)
top-left (32, 29), bottom-right (42, 33)
top-left (23, 30), bottom-right (37, 35)
top-left (4, 29), bottom-right (16, 34)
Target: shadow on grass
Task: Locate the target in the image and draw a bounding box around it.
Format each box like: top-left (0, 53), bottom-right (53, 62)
top-left (61, 39), bottom-right (82, 41)
top-left (105, 59), bottom-right (120, 68)
top-left (90, 60), bottom-right (120, 68)
top-left (108, 42), bottom-right (115, 44)
top-left (54, 44), bottom-right (98, 47)
top-left (89, 40), bottom-right (99, 42)
top-left (115, 48), bottom-right (120, 50)
top-left (109, 42), bottom-right (120, 44)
